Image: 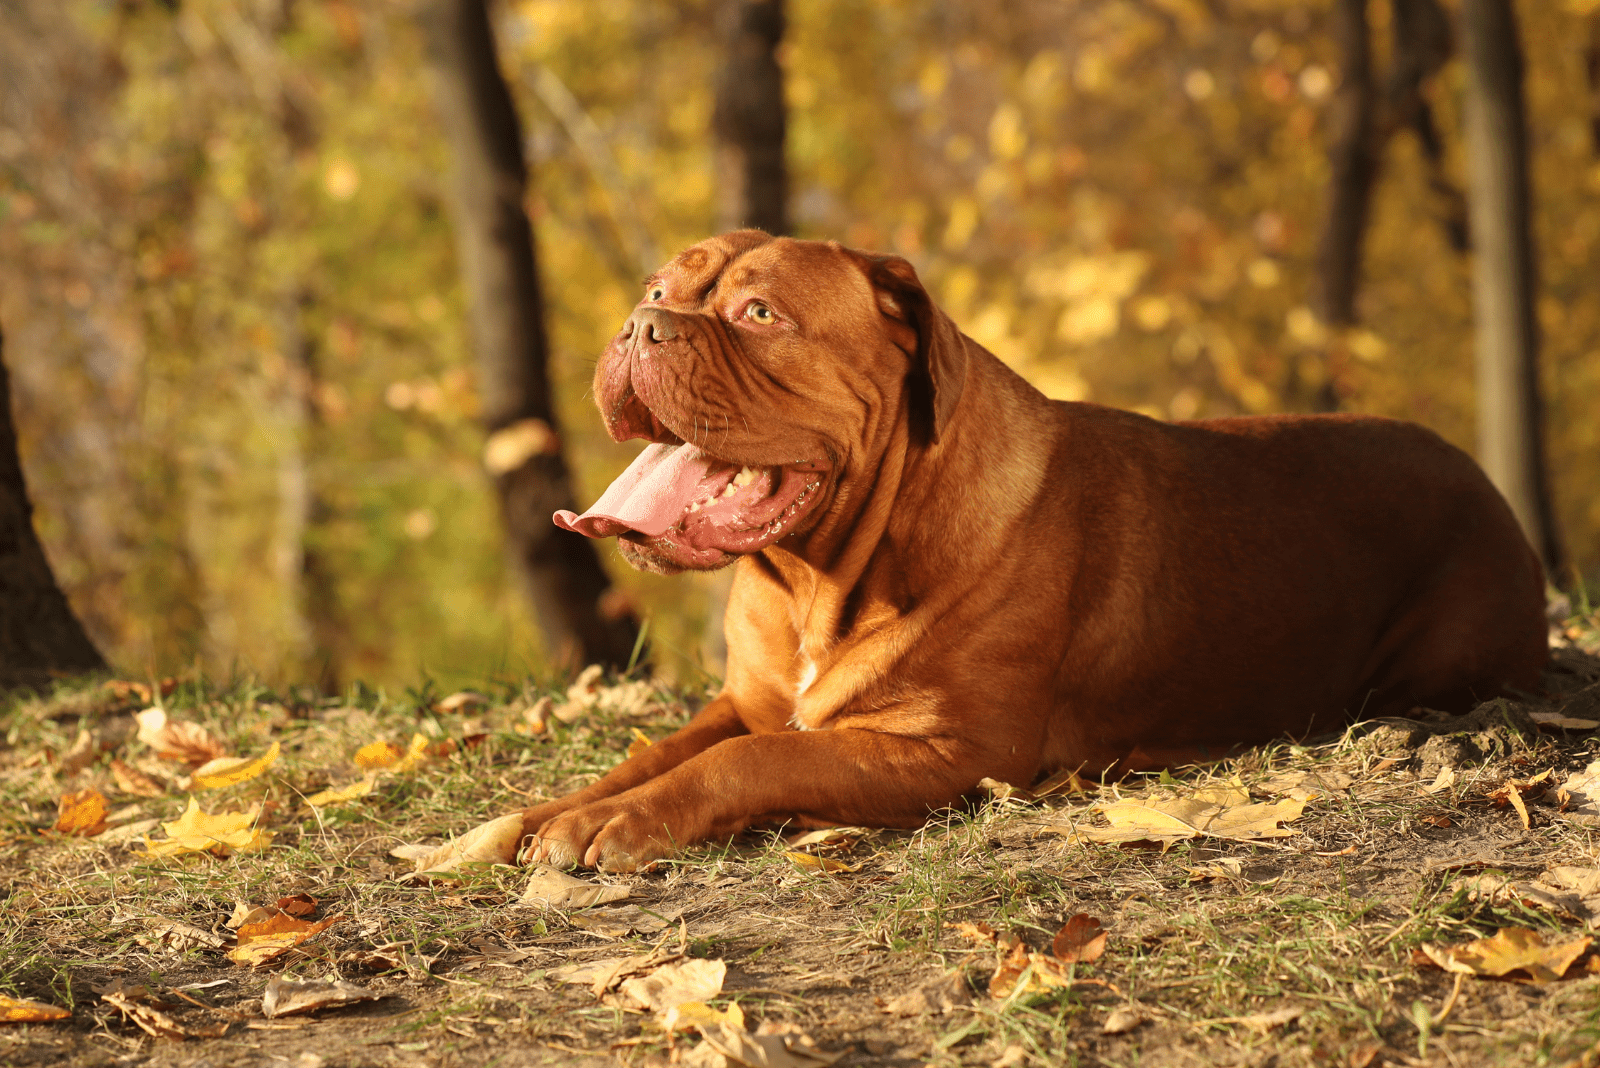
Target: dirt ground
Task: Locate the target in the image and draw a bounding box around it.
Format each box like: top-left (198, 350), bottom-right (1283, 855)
top-left (4, 639), bottom-right (1600, 1068)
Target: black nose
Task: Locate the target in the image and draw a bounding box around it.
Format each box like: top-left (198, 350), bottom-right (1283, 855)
top-left (624, 307), bottom-right (679, 347)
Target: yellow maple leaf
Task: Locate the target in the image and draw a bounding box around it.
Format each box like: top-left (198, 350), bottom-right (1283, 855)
top-left (190, 741), bottom-right (281, 790)
top-left (1419, 928), bottom-right (1593, 983)
top-left (305, 777), bottom-right (376, 808)
top-left (0, 994), bottom-right (70, 1022)
top-left (139, 798), bottom-right (273, 858)
top-left (389, 733), bottom-right (433, 773)
top-left (53, 788), bottom-right (110, 837)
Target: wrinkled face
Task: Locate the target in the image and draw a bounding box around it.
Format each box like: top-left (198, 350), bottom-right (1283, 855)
top-left (554, 232), bottom-right (915, 574)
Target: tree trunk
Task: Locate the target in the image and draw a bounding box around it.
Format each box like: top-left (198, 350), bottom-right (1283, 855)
top-left (420, 0), bottom-right (640, 670)
top-left (1311, 0), bottom-right (1379, 412)
top-left (1460, 0), bottom-right (1566, 581)
top-left (704, 0), bottom-right (789, 673)
top-left (0, 327), bottom-right (105, 689)
top-left (1586, 11), bottom-right (1600, 157)
top-left (712, 0), bottom-right (788, 235)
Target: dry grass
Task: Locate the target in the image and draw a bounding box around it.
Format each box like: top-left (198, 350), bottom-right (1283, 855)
top-left (2, 629), bottom-right (1600, 1067)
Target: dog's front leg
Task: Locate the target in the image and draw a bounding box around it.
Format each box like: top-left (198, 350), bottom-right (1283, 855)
top-left (526, 728), bottom-right (976, 872)
top-left (517, 694), bottom-right (748, 854)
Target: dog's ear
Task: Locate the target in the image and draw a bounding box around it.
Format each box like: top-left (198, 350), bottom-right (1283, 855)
top-left (849, 251), bottom-right (969, 442)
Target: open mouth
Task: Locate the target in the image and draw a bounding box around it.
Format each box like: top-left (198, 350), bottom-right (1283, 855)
top-left (553, 443), bottom-right (825, 557)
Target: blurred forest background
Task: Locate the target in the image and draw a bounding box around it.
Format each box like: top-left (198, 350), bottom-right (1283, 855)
top-left (1, 0), bottom-right (1597, 691)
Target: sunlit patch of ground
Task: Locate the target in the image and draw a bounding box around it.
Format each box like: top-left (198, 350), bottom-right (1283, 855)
top-left (2, 630), bottom-right (1600, 1067)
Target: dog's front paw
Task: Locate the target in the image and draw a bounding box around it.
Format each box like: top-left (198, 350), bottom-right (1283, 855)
top-left (524, 800), bottom-right (677, 873)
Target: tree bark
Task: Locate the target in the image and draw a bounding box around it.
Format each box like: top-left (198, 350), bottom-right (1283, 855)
top-left (704, 0), bottom-right (789, 673)
top-left (1586, 11), bottom-right (1600, 157)
top-left (420, 0), bottom-right (640, 670)
top-left (1460, 0), bottom-right (1566, 581)
top-left (0, 327), bottom-right (105, 690)
top-left (712, 0), bottom-right (788, 235)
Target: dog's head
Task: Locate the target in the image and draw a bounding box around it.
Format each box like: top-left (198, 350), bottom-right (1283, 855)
top-left (555, 231), bottom-right (968, 574)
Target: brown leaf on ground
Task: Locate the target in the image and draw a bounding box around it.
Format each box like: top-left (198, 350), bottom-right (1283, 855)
top-left (1257, 769), bottom-right (1353, 800)
top-left (548, 949), bottom-right (683, 998)
top-left (1102, 1007), bottom-right (1144, 1034)
top-left (139, 799), bottom-right (272, 858)
top-left (1051, 914), bottom-right (1107, 963)
top-left (1034, 766), bottom-right (1097, 797)
top-left (977, 777), bottom-right (1034, 802)
top-left (947, 921), bottom-right (997, 946)
top-left (785, 850), bottom-right (862, 874)
top-left (275, 894), bottom-right (318, 917)
top-left (566, 904), bottom-right (682, 938)
top-left (1557, 761), bottom-right (1600, 825)
top-left (402, 812), bottom-right (524, 878)
top-left (434, 690), bottom-right (488, 714)
top-left (228, 913), bottom-right (343, 968)
top-left (519, 864), bottom-right (630, 908)
top-left (189, 742), bottom-right (280, 790)
top-left (1417, 927), bottom-right (1593, 982)
top-left (1530, 710), bottom-right (1600, 731)
top-left (304, 777), bottom-right (375, 808)
top-left (100, 983), bottom-right (222, 1039)
top-left (137, 920), bottom-right (232, 954)
top-left (662, 1001), bottom-right (745, 1032)
top-left (879, 970), bottom-right (969, 1016)
top-left (989, 941), bottom-right (1077, 999)
top-left (0, 995), bottom-right (70, 1023)
top-left (618, 958), bottom-right (726, 1013)
top-left (135, 708), bottom-right (228, 767)
top-left (59, 730), bottom-right (102, 777)
top-left (784, 827), bottom-right (870, 850)
top-left (261, 975), bottom-right (381, 1018)
top-left (1208, 1005), bottom-right (1304, 1032)
top-left (1067, 788), bottom-right (1305, 847)
top-left (53, 787), bottom-right (109, 836)
top-left (626, 727), bottom-right (653, 758)
top-left (110, 759), bottom-right (168, 798)
top-left (684, 1019), bottom-right (842, 1068)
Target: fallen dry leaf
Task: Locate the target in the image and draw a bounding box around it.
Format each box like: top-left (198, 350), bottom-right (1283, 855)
top-left (53, 787), bottom-right (109, 836)
top-left (59, 729), bottom-right (102, 777)
top-left (785, 850), bottom-right (862, 874)
top-left (261, 975), bottom-right (381, 1018)
top-left (1559, 761), bottom-right (1600, 826)
top-left (0, 995), bottom-right (69, 1023)
top-left (1257, 769), bottom-right (1353, 801)
top-left (1033, 766), bottom-right (1097, 797)
top-left (140, 798), bottom-right (272, 858)
top-left (663, 1000), bottom-right (746, 1032)
top-left (548, 949), bottom-right (683, 997)
top-left (189, 742), bottom-right (280, 790)
top-left (520, 864), bottom-right (630, 908)
top-left (1422, 766), bottom-right (1457, 795)
top-left (229, 913), bottom-right (343, 968)
top-left (1051, 914), bottom-right (1108, 963)
top-left (566, 904), bottom-right (682, 938)
top-left (989, 941), bottom-right (1075, 999)
top-left (785, 827), bottom-right (870, 849)
top-left (138, 920), bottom-right (231, 954)
top-left (352, 740), bottom-right (402, 771)
top-left (110, 759), bottom-right (167, 798)
top-left (879, 970), bottom-right (969, 1016)
top-left (135, 708), bottom-right (228, 767)
top-left (403, 812), bottom-right (524, 877)
top-left (977, 777), bottom-right (1034, 802)
top-left (947, 921), bottom-right (997, 946)
top-left (1070, 792), bottom-right (1305, 847)
top-left (1102, 1007), bottom-right (1144, 1034)
top-left (1209, 1005), bottom-right (1304, 1032)
top-left (684, 1019), bottom-right (842, 1068)
top-left (275, 894), bottom-right (317, 917)
top-left (304, 777), bottom-right (376, 808)
top-left (435, 690), bottom-right (488, 714)
top-left (626, 727), bottom-right (653, 758)
top-left (618, 958), bottom-right (726, 1013)
top-left (97, 982), bottom-right (224, 1039)
top-left (1417, 927), bottom-right (1592, 982)
top-left (1530, 710), bottom-right (1600, 731)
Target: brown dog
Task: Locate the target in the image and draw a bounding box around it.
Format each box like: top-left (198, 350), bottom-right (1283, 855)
top-left (516, 230), bottom-right (1546, 872)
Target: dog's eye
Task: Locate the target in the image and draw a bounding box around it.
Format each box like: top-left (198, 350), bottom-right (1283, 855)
top-left (646, 284), bottom-right (666, 301)
top-left (745, 302), bottom-right (775, 324)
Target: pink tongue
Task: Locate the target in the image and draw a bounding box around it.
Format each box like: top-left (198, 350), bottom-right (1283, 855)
top-left (553, 443), bottom-right (717, 538)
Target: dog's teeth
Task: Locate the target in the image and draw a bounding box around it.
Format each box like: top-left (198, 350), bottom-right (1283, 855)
top-left (733, 466), bottom-right (757, 487)
top-left (721, 482), bottom-right (738, 498)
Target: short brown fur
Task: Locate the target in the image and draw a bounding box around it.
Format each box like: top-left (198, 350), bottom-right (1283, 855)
top-left (517, 232), bottom-right (1548, 871)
